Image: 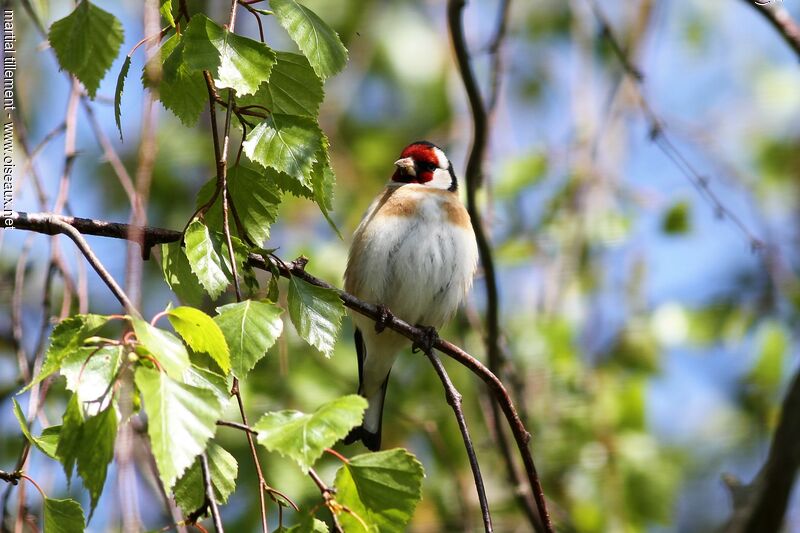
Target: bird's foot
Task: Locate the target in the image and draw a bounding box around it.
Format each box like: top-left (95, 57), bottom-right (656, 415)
top-left (411, 325), bottom-right (439, 354)
top-left (374, 304), bottom-right (394, 333)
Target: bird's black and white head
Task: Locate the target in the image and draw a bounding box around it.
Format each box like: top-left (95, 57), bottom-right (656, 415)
top-left (391, 141), bottom-right (457, 192)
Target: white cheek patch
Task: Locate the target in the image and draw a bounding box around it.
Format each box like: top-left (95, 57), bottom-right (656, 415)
top-left (429, 167), bottom-right (453, 189)
top-left (432, 146), bottom-right (448, 169)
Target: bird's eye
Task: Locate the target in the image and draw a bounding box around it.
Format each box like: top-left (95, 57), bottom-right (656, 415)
top-left (418, 161), bottom-right (437, 171)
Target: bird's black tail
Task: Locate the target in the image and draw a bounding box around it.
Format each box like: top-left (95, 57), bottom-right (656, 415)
top-left (344, 328), bottom-right (390, 451)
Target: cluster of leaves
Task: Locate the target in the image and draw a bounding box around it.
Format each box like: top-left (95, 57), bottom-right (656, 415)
top-left (15, 306), bottom-right (424, 531)
top-left (12, 0), bottom-right (430, 531)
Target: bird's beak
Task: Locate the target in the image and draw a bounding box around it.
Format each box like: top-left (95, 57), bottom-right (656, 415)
top-left (393, 157), bottom-right (416, 176)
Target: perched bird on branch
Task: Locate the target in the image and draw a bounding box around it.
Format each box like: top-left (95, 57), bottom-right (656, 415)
top-left (343, 141), bottom-right (478, 451)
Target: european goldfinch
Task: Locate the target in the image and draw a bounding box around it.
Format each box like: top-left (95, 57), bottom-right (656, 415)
top-left (343, 141), bottom-right (479, 450)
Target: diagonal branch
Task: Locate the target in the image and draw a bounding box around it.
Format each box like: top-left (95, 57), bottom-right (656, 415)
top-left (2, 210), bottom-right (552, 531)
top-left (424, 350), bottom-right (492, 532)
top-left (22, 214), bottom-right (138, 316)
top-left (447, 1), bottom-right (548, 530)
top-left (740, 0), bottom-right (800, 60)
top-left (725, 368), bottom-right (800, 532)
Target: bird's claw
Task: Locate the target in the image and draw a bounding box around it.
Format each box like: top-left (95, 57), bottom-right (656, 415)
top-left (374, 304), bottom-right (393, 333)
top-left (411, 325), bottom-right (438, 354)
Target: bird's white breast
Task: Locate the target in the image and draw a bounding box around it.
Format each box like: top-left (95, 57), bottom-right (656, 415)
top-left (345, 184), bottom-right (478, 328)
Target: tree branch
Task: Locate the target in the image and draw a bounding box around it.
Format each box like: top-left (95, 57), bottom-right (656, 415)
top-left (2, 210), bottom-right (552, 530)
top-left (200, 452), bottom-right (224, 533)
top-left (447, 1), bottom-right (548, 530)
top-left (424, 350), bottom-right (492, 532)
top-left (14, 213), bottom-right (138, 316)
top-left (740, 0), bottom-right (800, 60)
top-left (725, 368), bottom-right (800, 532)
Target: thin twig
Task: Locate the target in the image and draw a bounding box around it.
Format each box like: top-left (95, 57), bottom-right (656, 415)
top-left (447, 1), bottom-right (545, 529)
top-left (33, 214), bottom-right (138, 316)
top-left (739, 0), bottom-right (800, 60)
top-left (200, 453), bottom-right (224, 533)
top-left (724, 368), bottom-right (800, 532)
top-left (424, 351), bottom-right (492, 532)
top-left (2, 211), bottom-right (553, 531)
top-left (588, 0), bottom-right (765, 252)
top-left (307, 469), bottom-right (344, 533)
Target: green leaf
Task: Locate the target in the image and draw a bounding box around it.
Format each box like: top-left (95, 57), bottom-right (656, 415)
top-left (132, 318), bottom-right (190, 379)
top-left (182, 365), bottom-right (231, 409)
top-left (185, 219), bottom-right (229, 300)
top-left (287, 276), bottom-right (345, 357)
top-left (12, 399), bottom-right (59, 459)
top-left (243, 114), bottom-right (322, 185)
top-left (60, 345), bottom-right (122, 416)
top-left (195, 165), bottom-right (282, 245)
top-left (114, 55), bottom-right (131, 140)
top-left (49, 395), bottom-right (116, 513)
top-left (239, 51), bottom-right (323, 117)
top-left (150, 34), bottom-right (208, 126)
top-left (36, 426), bottom-right (62, 460)
top-left (270, 0), bottom-right (347, 80)
top-left (44, 498), bottom-right (85, 533)
top-left (214, 300), bottom-right (283, 379)
top-left (161, 241), bottom-right (206, 306)
top-left (56, 395), bottom-right (84, 482)
top-left (311, 137), bottom-right (340, 237)
top-left (173, 442), bottom-right (238, 513)
top-left (183, 13), bottom-right (276, 95)
top-left (25, 314), bottom-right (110, 390)
top-left (48, 0), bottom-right (124, 98)
top-left (167, 306), bottom-right (231, 374)
top-left (77, 404), bottom-right (117, 513)
top-left (135, 367), bottom-right (224, 490)
top-left (334, 449), bottom-right (425, 533)
top-left (160, 0), bottom-right (175, 27)
top-left (662, 200), bottom-right (691, 235)
top-left (254, 395), bottom-right (366, 471)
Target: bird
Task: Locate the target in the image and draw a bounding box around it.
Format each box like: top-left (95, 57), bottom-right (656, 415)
top-left (343, 141), bottom-right (479, 451)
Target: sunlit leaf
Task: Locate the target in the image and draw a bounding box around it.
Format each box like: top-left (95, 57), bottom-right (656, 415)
top-left (132, 318), bottom-right (190, 379)
top-left (148, 34), bottom-right (208, 126)
top-left (114, 55), bottom-right (131, 140)
top-left (161, 241), bottom-right (206, 307)
top-left (334, 449), bottom-right (425, 533)
top-left (135, 367), bottom-right (224, 490)
top-left (183, 13), bottom-right (275, 95)
top-left (270, 0), bottom-right (347, 80)
top-left (44, 498), bottom-right (85, 533)
top-left (173, 442), bottom-right (238, 513)
top-left (159, 0), bottom-right (175, 27)
top-left (243, 114), bottom-right (322, 185)
top-left (167, 306), bottom-right (231, 374)
top-left (48, 0), bottom-right (124, 98)
top-left (240, 51), bottom-right (323, 117)
top-left (254, 395), bottom-right (366, 471)
top-left (185, 219), bottom-right (229, 300)
top-left (11, 399), bottom-right (59, 459)
top-left (287, 276), bottom-right (345, 357)
top-left (214, 300), bottom-right (283, 379)
top-left (76, 404), bottom-right (117, 513)
top-left (60, 345), bottom-right (123, 415)
top-left (25, 314), bottom-right (109, 390)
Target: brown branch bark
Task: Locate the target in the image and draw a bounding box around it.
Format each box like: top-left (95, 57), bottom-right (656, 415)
top-left (424, 350), bottom-right (492, 532)
top-left (200, 452), bottom-right (224, 533)
top-left (724, 368), bottom-right (800, 533)
top-left (740, 0), bottom-right (800, 60)
top-left (447, 1), bottom-right (549, 530)
top-left (2, 210), bottom-right (552, 530)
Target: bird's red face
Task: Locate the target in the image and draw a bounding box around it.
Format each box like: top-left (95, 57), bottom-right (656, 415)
top-left (391, 141), bottom-right (457, 191)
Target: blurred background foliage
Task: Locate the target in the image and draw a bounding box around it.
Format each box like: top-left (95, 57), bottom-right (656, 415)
top-left (2, 0), bottom-right (799, 531)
